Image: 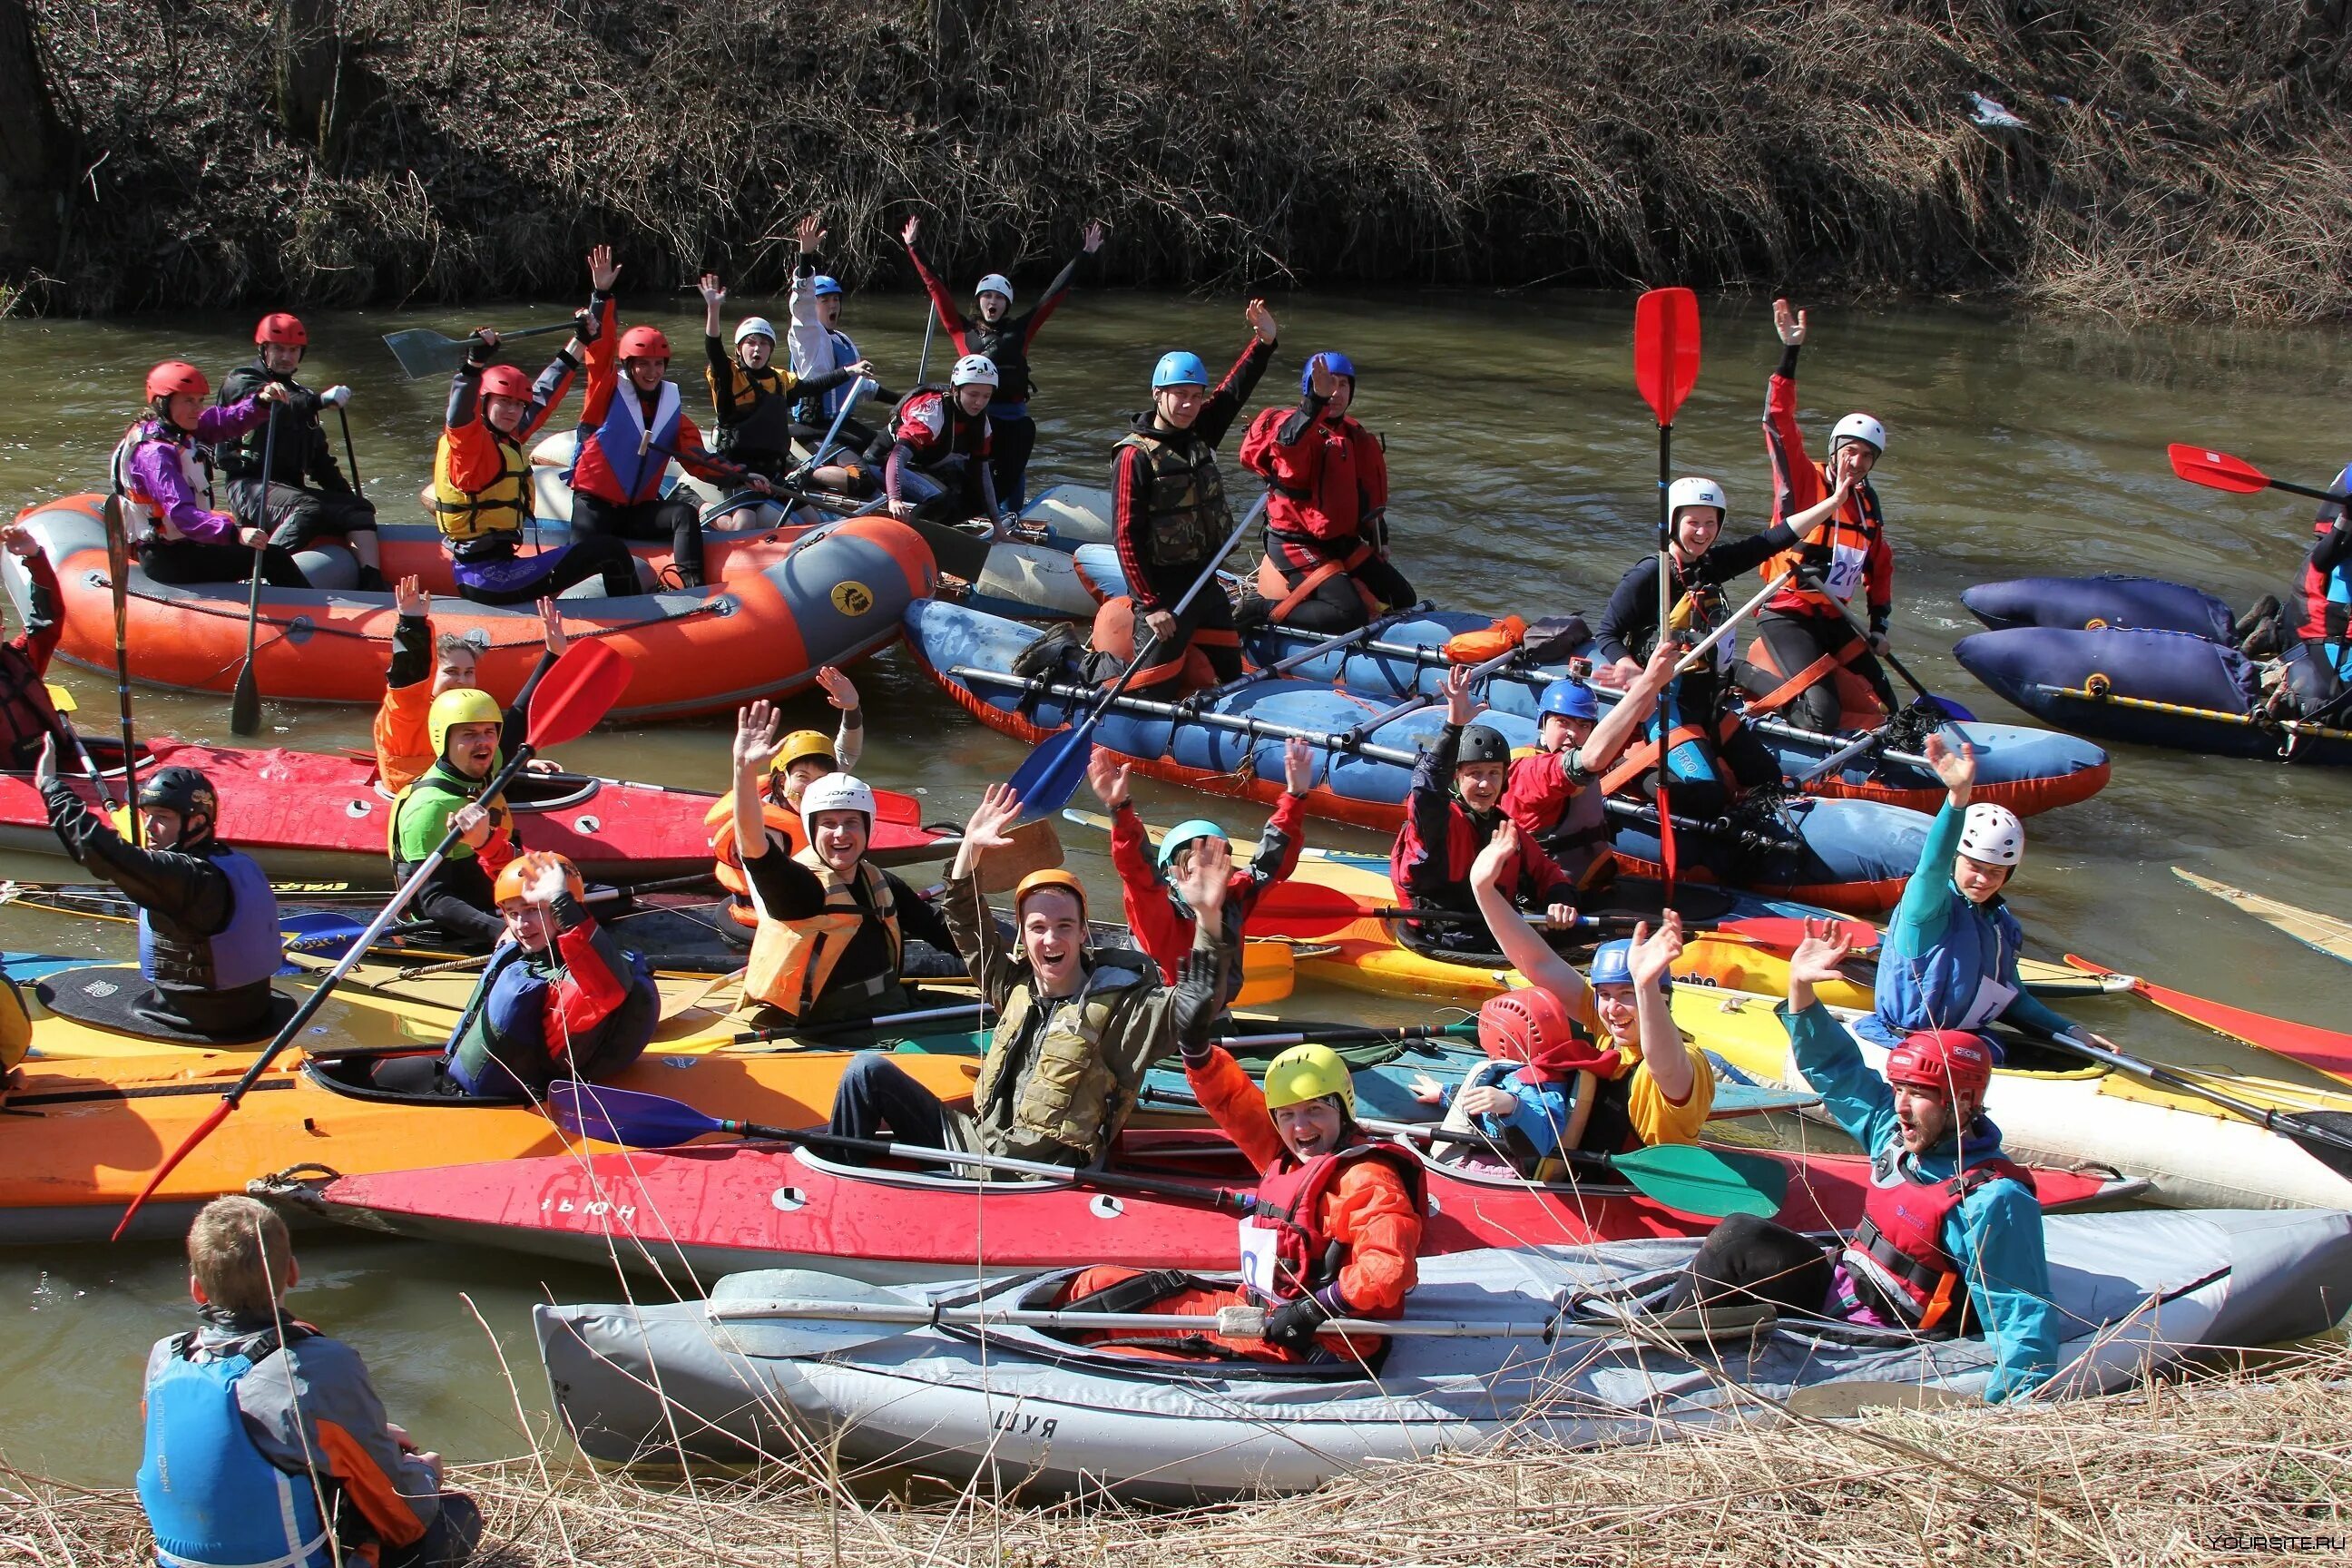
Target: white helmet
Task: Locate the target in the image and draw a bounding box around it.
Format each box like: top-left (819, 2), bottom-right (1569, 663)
top-left (1667, 476), bottom-right (1729, 528)
top-left (800, 772), bottom-right (877, 842)
top-left (975, 273), bottom-right (1014, 304)
top-left (1832, 413), bottom-right (1886, 455)
top-left (1958, 802), bottom-right (2024, 867)
top-left (950, 353), bottom-right (1001, 388)
top-left (732, 316), bottom-right (778, 347)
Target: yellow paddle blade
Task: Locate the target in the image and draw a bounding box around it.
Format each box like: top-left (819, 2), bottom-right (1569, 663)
top-left (44, 682), bottom-right (75, 715)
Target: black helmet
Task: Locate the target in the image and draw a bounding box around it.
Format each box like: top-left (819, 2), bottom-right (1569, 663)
top-left (138, 766), bottom-right (219, 838)
top-left (1456, 724), bottom-right (1512, 766)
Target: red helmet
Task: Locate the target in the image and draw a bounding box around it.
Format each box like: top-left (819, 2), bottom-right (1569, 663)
top-left (1886, 1029), bottom-right (1994, 1102)
top-left (617, 326), bottom-right (671, 361)
top-left (145, 360), bottom-right (210, 401)
top-left (254, 312), bottom-right (308, 348)
top-left (1476, 986), bottom-right (1613, 1083)
top-left (477, 365), bottom-right (533, 401)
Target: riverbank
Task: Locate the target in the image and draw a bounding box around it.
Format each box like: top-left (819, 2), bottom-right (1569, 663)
top-left (13, 1346), bottom-right (2344, 1565)
top-left (9, 1), bottom-right (2352, 320)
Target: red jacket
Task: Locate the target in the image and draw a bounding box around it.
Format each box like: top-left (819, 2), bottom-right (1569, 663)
top-left (1239, 400), bottom-right (1388, 555)
top-left (1108, 795), bottom-right (1306, 984)
top-left (1761, 360), bottom-right (1893, 622)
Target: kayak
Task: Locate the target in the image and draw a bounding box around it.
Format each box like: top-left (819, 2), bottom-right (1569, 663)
top-left (4, 495), bottom-right (936, 723)
top-left (0, 745), bottom-right (947, 884)
top-left (906, 599), bottom-right (1928, 915)
top-left (2063, 955), bottom-right (2352, 1089)
top-left (268, 1122), bottom-right (2132, 1286)
top-left (2172, 867), bottom-right (2352, 968)
top-left (1961, 573), bottom-right (2240, 638)
top-left (534, 1208), bottom-right (2352, 1494)
top-left (1676, 982), bottom-right (2352, 1210)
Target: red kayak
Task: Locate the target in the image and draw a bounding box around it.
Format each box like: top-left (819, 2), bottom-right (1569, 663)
top-left (0, 738), bottom-right (952, 882)
top-left (2066, 956), bottom-right (2352, 1087)
top-left (269, 1131), bottom-right (2138, 1284)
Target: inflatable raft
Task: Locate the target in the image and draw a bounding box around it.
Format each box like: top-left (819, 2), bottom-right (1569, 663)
top-left (5, 495), bottom-right (936, 723)
top-left (536, 1209), bottom-right (2352, 1494)
top-left (906, 600), bottom-right (1928, 914)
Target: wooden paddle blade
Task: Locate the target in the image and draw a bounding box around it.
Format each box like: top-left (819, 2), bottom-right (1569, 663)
top-left (1633, 288), bottom-right (1702, 426)
top-left (971, 817), bottom-right (1064, 895)
top-left (2166, 442), bottom-right (2269, 495)
top-left (547, 1079), bottom-right (723, 1149)
top-left (113, 1096), bottom-right (234, 1240)
top-left (1244, 878), bottom-right (1367, 940)
top-left (229, 664), bottom-right (262, 736)
top-left (524, 640), bottom-right (631, 750)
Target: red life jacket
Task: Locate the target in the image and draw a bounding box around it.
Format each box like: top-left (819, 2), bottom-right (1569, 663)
top-left (1843, 1154), bottom-right (2036, 1333)
top-left (892, 388), bottom-right (992, 462)
top-left (1763, 467), bottom-right (1884, 617)
top-left (2291, 520), bottom-right (2351, 673)
top-left (1387, 797), bottom-right (1495, 908)
top-left (1236, 1142), bottom-right (1425, 1304)
top-left (0, 642), bottom-right (61, 762)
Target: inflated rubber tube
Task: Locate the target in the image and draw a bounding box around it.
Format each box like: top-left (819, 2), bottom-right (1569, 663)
top-left (1961, 575), bottom-right (2239, 640)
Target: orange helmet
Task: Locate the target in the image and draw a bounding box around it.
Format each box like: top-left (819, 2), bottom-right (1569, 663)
top-left (145, 360), bottom-right (209, 401)
top-left (493, 851), bottom-right (585, 908)
top-left (254, 312), bottom-right (308, 348)
top-left (477, 365), bottom-right (533, 402)
top-left (617, 325), bottom-right (671, 361)
top-left (1013, 867), bottom-right (1086, 920)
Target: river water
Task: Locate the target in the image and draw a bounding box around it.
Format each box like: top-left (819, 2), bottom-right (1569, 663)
top-left (0, 290), bottom-right (2347, 1485)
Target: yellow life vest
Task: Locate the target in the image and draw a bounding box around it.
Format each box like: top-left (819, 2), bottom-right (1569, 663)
top-left (430, 428), bottom-right (529, 544)
top-left (973, 958), bottom-right (1152, 1163)
top-left (742, 848), bottom-right (901, 1019)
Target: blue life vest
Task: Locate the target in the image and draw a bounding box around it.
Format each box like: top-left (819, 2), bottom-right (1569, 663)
top-left (1864, 880), bottom-right (2025, 1044)
top-left (815, 328), bottom-right (861, 419)
top-left (138, 848), bottom-right (282, 993)
top-left (445, 934), bottom-right (658, 1098)
top-left (137, 1332), bottom-right (332, 1568)
top-left (570, 379), bottom-right (681, 504)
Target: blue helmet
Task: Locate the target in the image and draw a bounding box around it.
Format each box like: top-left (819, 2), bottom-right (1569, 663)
top-left (1591, 938), bottom-right (1671, 995)
top-left (1157, 818), bottom-right (1228, 871)
top-left (1301, 350), bottom-right (1358, 397)
top-left (810, 275), bottom-right (844, 299)
top-left (1152, 351), bottom-right (1210, 389)
top-left (1538, 678), bottom-right (1599, 723)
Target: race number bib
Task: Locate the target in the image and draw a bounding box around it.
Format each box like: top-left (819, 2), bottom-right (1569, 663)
top-left (1237, 1219), bottom-right (1282, 1297)
top-left (1822, 544), bottom-right (1867, 603)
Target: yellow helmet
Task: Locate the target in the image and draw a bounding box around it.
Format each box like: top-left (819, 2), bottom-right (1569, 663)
top-left (769, 730), bottom-right (837, 781)
top-left (428, 687), bottom-right (503, 758)
top-left (1261, 1043), bottom-right (1355, 1120)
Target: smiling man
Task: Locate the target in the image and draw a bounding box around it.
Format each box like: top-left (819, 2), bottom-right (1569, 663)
top-left (386, 688), bottom-right (519, 953)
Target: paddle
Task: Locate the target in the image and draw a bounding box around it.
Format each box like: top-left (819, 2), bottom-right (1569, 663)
top-left (2064, 954), bottom-right (2352, 1089)
top-left (100, 493), bottom-right (142, 841)
top-left (545, 1080), bottom-right (1254, 1209)
top-left (915, 300), bottom-right (938, 387)
top-left (1635, 286), bottom-right (1700, 898)
top-left (1007, 493), bottom-right (1270, 821)
top-left (229, 406), bottom-right (279, 737)
top-left (43, 684), bottom-right (117, 816)
top-left (1362, 1112), bottom-right (1787, 1218)
top-left (335, 404), bottom-right (365, 498)
top-left (112, 640), bottom-right (630, 1240)
top-left (383, 321), bottom-right (573, 380)
top-left (2166, 443), bottom-right (2349, 505)
top-left (2171, 867), bottom-right (2352, 969)
top-left (2022, 995), bottom-right (2352, 1181)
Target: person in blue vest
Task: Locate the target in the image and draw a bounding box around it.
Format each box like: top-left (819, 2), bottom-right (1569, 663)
top-left (370, 851), bottom-right (657, 1099)
top-left (138, 1195), bottom-right (481, 1568)
top-left (1660, 923), bottom-right (2059, 1403)
top-left (35, 743), bottom-right (282, 1039)
top-left (1859, 732), bottom-right (2103, 1061)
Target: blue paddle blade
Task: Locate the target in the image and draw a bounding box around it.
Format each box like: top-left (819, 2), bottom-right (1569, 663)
top-left (1007, 726), bottom-right (1094, 824)
top-left (548, 1080), bottom-right (725, 1149)
top-left (1929, 696), bottom-right (1976, 722)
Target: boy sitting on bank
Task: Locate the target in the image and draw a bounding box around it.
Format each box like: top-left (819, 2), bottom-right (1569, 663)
top-left (136, 1196), bottom-right (482, 1568)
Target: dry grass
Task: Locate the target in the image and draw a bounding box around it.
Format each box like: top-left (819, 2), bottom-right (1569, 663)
top-left (8, 1343), bottom-right (2347, 1565)
top-left (16, 0), bottom-right (2352, 320)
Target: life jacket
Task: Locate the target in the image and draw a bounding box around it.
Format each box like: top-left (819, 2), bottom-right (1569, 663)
top-left (216, 365), bottom-right (318, 485)
top-left (0, 642), bottom-right (62, 761)
top-left (1599, 686), bottom-right (1742, 797)
top-left (1637, 553), bottom-right (1736, 673)
top-left (110, 420), bottom-right (211, 547)
top-left (2292, 519), bottom-right (2352, 680)
top-left (388, 758), bottom-right (510, 868)
top-left (1387, 797), bottom-right (1498, 911)
top-left (568, 379), bottom-right (682, 504)
top-left (1763, 468), bottom-right (1883, 614)
top-left (892, 387), bottom-right (993, 464)
top-left (445, 935), bottom-right (658, 1098)
top-left (1242, 407), bottom-right (1376, 552)
top-left (706, 798), bottom-right (804, 929)
top-left (963, 316), bottom-right (1035, 402)
top-left (1236, 1142), bottom-right (1426, 1304)
top-left (973, 956), bottom-right (1153, 1162)
top-left (1504, 750), bottom-right (1614, 892)
top-left (1114, 422), bottom-right (1231, 566)
top-left (136, 1328), bottom-right (333, 1568)
top-left (1843, 1147), bottom-right (2037, 1333)
top-left (799, 327), bottom-right (864, 422)
top-left (138, 845), bottom-right (282, 994)
top-left (713, 359), bottom-right (800, 460)
top-left (1870, 879), bottom-right (2027, 1038)
top-left (742, 849), bottom-right (902, 1020)
top-left (430, 426), bottom-right (530, 549)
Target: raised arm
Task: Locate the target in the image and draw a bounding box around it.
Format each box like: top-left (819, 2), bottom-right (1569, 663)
top-left (1468, 819), bottom-right (1588, 1001)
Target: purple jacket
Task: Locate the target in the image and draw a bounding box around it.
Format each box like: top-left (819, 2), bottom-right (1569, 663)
top-left (126, 397), bottom-right (268, 544)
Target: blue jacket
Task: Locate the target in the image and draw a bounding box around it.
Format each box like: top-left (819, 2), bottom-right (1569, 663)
top-left (1862, 799), bottom-right (2075, 1049)
top-left (1440, 1061), bottom-right (1574, 1157)
top-left (1784, 999), bottom-right (2059, 1402)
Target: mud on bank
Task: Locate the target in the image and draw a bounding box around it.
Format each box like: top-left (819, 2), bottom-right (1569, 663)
top-left (8, 0), bottom-right (2352, 320)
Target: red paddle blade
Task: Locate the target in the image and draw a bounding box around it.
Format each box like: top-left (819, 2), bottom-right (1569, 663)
top-left (113, 1097), bottom-right (233, 1240)
top-left (524, 640), bottom-right (632, 751)
top-left (1634, 288), bottom-right (1702, 426)
top-left (1708, 916), bottom-right (1882, 956)
top-left (2167, 443), bottom-right (2269, 495)
top-left (1245, 878), bottom-right (1367, 940)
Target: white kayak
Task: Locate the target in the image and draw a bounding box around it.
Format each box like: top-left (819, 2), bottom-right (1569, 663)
top-left (536, 1208), bottom-right (2352, 1500)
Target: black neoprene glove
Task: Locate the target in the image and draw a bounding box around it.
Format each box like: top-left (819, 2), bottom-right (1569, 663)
top-left (1262, 1292), bottom-right (1331, 1353)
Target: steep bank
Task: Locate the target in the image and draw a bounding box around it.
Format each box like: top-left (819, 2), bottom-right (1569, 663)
top-left (9, 0), bottom-right (2352, 319)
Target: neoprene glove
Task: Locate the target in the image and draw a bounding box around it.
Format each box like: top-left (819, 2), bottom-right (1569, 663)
top-left (320, 385), bottom-right (353, 407)
top-left (1262, 1292), bottom-right (1332, 1353)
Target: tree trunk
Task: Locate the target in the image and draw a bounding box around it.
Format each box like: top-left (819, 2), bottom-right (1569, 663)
top-left (275, 0), bottom-right (346, 159)
top-left (0, 0), bottom-right (64, 282)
